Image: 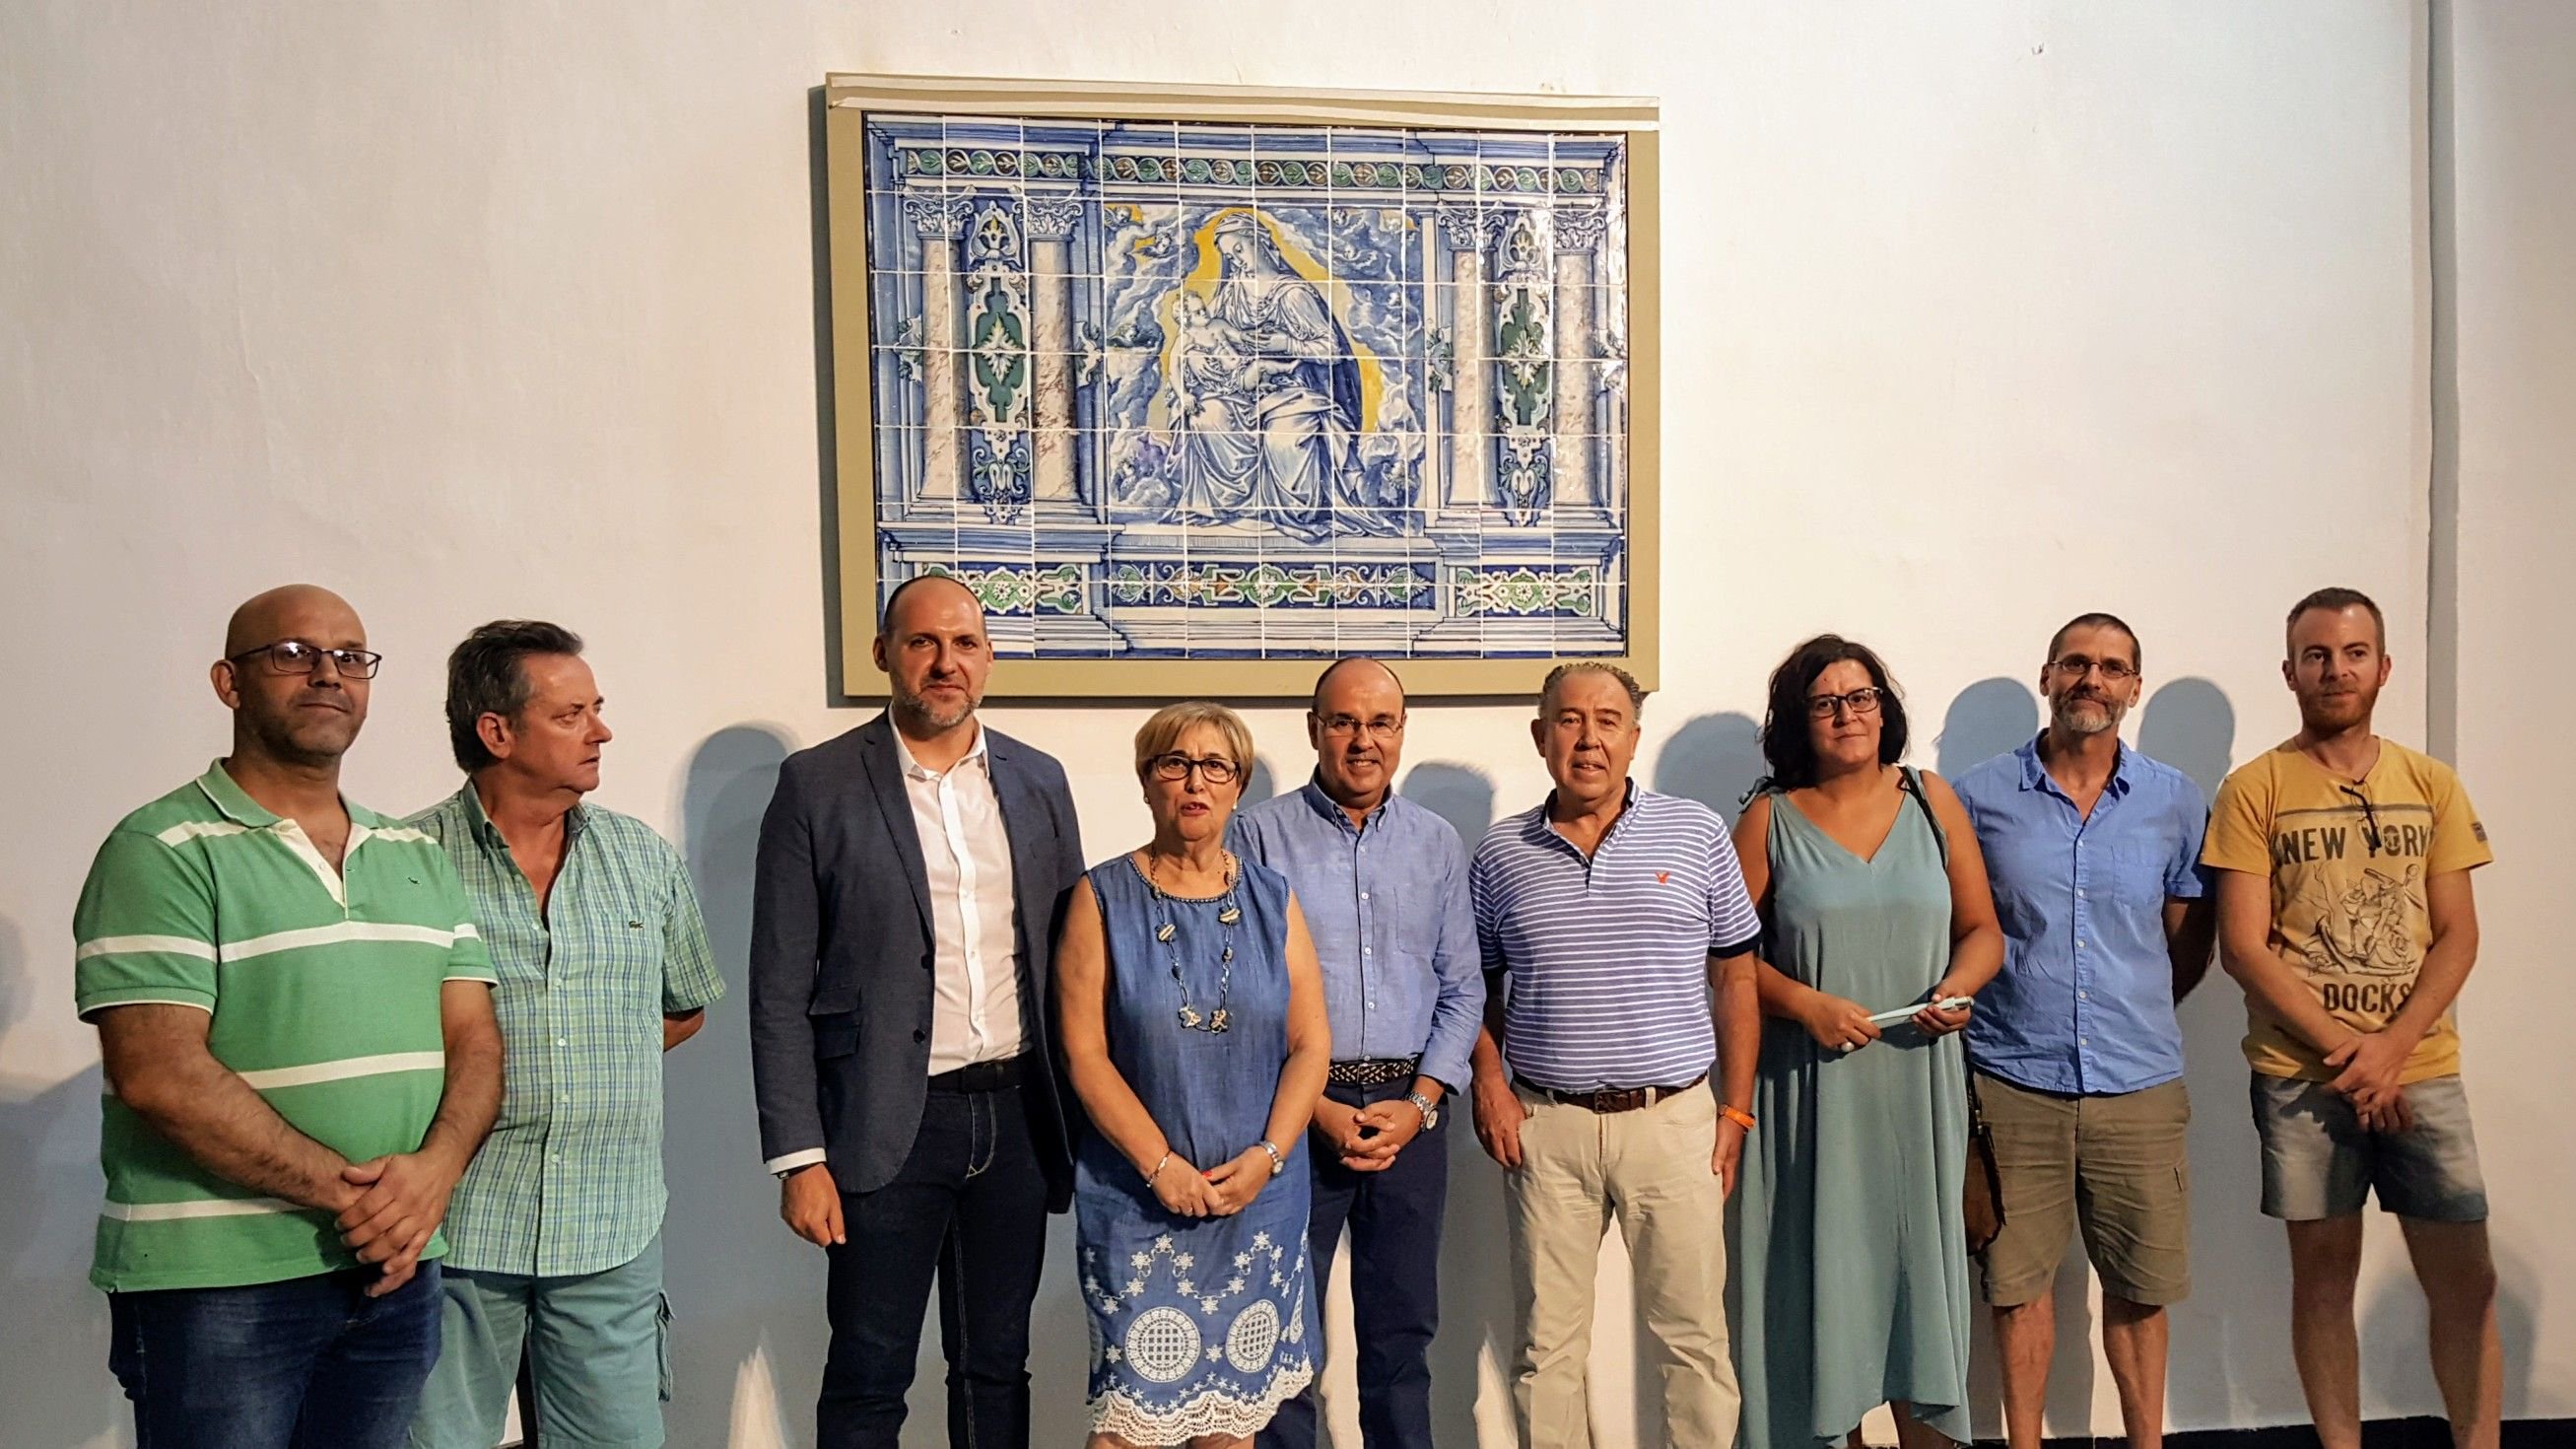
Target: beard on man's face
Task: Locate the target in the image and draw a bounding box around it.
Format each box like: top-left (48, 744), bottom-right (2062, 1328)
top-left (2050, 689), bottom-right (2125, 737)
top-left (894, 678), bottom-right (978, 730)
top-left (2297, 678), bottom-right (2375, 728)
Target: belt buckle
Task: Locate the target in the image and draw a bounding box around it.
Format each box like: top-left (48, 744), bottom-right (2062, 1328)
top-left (1330, 1057), bottom-right (1417, 1088)
top-left (1582, 1084), bottom-right (1652, 1114)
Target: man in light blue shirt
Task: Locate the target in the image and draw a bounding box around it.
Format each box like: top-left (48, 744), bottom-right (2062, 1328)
top-left (1232, 657), bottom-right (1482, 1449)
top-left (1951, 613), bottom-right (2215, 1449)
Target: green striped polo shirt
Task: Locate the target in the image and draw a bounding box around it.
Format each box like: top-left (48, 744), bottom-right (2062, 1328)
top-left (73, 761), bottom-right (499, 1292)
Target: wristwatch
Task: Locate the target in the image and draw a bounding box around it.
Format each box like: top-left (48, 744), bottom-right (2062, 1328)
top-left (1402, 1090), bottom-right (1441, 1131)
top-left (1257, 1138), bottom-right (1286, 1177)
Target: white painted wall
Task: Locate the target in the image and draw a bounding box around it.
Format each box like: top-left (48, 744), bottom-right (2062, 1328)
top-left (2446, 0), bottom-right (2576, 1425)
top-left (6, 2), bottom-right (2555, 1445)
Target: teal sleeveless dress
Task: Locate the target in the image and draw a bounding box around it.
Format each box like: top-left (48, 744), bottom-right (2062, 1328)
top-left (1729, 773), bottom-right (1972, 1449)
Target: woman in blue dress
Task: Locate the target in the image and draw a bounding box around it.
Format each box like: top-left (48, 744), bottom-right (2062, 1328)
top-left (1056, 702), bottom-right (1333, 1446)
top-left (1728, 637), bottom-right (2005, 1449)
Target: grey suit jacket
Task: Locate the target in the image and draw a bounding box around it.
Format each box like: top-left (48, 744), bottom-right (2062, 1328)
top-left (748, 714), bottom-right (1087, 1208)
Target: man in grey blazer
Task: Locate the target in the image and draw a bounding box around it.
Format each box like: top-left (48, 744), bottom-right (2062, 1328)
top-left (750, 574), bottom-right (1087, 1449)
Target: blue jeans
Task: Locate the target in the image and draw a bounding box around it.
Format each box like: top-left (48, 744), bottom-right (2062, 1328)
top-left (820, 1074), bottom-right (1051, 1449)
top-left (2251, 1072), bottom-right (2489, 1221)
top-left (108, 1263), bottom-right (444, 1449)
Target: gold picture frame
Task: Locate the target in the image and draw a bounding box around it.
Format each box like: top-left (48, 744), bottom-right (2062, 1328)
top-left (825, 73), bottom-right (1660, 698)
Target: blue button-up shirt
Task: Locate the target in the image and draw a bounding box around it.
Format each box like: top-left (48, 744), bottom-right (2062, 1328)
top-left (1231, 779), bottom-right (1485, 1091)
top-left (1953, 737), bottom-right (2209, 1096)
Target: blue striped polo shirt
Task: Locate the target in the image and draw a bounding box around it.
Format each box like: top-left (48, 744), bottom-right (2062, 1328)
top-left (1470, 784), bottom-right (1762, 1092)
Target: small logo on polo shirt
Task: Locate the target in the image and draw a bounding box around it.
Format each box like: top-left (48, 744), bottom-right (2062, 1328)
top-left (1656, 870), bottom-right (1670, 885)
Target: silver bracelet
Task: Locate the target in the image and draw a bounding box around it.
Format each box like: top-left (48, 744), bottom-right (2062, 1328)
top-left (1144, 1150), bottom-right (1173, 1186)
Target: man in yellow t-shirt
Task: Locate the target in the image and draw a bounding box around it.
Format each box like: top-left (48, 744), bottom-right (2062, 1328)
top-left (2203, 587), bottom-right (2497, 1449)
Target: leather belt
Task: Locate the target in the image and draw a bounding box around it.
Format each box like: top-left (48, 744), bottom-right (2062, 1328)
top-left (1516, 1071), bottom-right (1708, 1115)
top-left (929, 1053), bottom-right (1032, 1093)
top-left (1327, 1057), bottom-right (1421, 1087)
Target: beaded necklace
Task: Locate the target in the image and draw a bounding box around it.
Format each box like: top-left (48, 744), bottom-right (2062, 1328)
top-left (1142, 849), bottom-right (1243, 1033)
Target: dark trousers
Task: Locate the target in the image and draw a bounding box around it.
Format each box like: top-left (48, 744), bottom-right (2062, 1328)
top-left (1263, 1078), bottom-right (1449, 1449)
top-left (820, 1073), bottom-right (1051, 1449)
top-left (106, 1262), bottom-right (443, 1449)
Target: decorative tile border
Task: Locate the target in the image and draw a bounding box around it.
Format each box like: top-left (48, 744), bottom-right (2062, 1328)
top-left (893, 144), bottom-right (1611, 196)
top-left (1450, 564), bottom-right (1601, 618)
top-left (920, 561), bottom-right (1087, 616)
top-left (1104, 559), bottom-right (1436, 610)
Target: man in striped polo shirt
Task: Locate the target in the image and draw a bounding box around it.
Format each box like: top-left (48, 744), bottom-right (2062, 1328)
top-left (73, 584), bottom-right (504, 1449)
top-left (406, 620), bottom-right (725, 1449)
top-left (1466, 661), bottom-right (1762, 1449)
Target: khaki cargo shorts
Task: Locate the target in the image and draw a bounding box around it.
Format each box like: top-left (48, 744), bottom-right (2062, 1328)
top-left (1974, 1071), bottom-right (2191, 1308)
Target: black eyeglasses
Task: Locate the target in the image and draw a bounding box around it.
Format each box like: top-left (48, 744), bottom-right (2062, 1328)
top-left (2049, 656), bottom-right (2137, 682)
top-left (227, 640), bottom-right (383, 680)
top-left (1149, 753), bottom-right (1241, 785)
top-left (1805, 686), bottom-right (1884, 720)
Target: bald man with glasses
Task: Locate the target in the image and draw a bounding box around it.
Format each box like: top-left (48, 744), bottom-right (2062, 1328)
top-left (74, 585), bottom-right (503, 1449)
top-left (1232, 657), bottom-right (1482, 1449)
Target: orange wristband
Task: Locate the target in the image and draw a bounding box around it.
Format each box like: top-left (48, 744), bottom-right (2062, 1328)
top-left (1719, 1104), bottom-right (1757, 1132)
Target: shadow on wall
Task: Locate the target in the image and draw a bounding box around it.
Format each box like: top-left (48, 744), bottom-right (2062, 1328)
top-left (1936, 677), bottom-right (2041, 780)
top-left (666, 724), bottom-right (826, 1449)
top-left (2137, 678), bottom-right (2308, 1429)
top-left (2140, 677), bottom-right (2237, 800)
top-left (1654, 713), bottom-right (1766, 825)
top-left (0, 914), bottom-right (124, 1449)
top-left (1402, 762), bottom-right (1510, 1449)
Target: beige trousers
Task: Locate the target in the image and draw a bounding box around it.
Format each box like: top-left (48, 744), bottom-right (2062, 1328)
top-left (1504, 1081), bottom-right (1739, 1449)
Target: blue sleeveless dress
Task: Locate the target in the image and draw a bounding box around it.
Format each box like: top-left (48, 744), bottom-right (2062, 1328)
top-left (1076, 856), bottom-right (1317, 1444)
top-left (1729, 776), bottom-right (1973, 1449)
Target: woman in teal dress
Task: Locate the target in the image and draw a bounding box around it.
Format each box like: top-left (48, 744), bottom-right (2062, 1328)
top-left (1055, 702), bottom-right (1333, 1447)
top-left (1728, 636), bottom-right (2005, 1449)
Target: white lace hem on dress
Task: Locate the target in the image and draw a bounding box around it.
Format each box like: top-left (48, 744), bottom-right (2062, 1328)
top-left (1087, 1360), bottom-right (1316, 1445)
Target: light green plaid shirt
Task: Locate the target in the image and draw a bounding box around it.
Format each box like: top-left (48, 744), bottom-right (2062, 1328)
top-left (409, 785), bottom-right (723, 1276)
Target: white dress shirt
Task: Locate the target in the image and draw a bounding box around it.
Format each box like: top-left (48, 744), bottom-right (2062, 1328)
top-left (900, 726), bottom-right (1026, 1072)
top-left (768, 724), bottom-right (1030, 1178)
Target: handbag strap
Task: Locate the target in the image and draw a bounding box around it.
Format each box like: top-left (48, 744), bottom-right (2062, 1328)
top-left (1897, 766), bottom-right (1987, 1121)
top-left (1897, 764), bottom-right (1947, 866)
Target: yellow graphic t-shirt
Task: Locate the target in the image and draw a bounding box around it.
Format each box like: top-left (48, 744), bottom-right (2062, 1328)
top-left (2202, 738), bottom-right (2492, 1083)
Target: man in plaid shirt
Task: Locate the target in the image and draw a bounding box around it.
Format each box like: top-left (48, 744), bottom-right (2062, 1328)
top-left (405, 620), bottom-right (726, 1449)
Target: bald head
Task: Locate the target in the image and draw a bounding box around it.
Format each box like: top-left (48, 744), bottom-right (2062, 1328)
top-left (877, 573), bottom-right (983, 643)
top-left (873, 574), bottom-right (991, 736)
top-left (213, 585), bottom-right (371, 770)
top-left (1306, 656), bottom-right (1407, 818)
top-left (226, 584), bottom-right (364, 657)
top-left (1310, 656), bottom-right (1404, 712)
